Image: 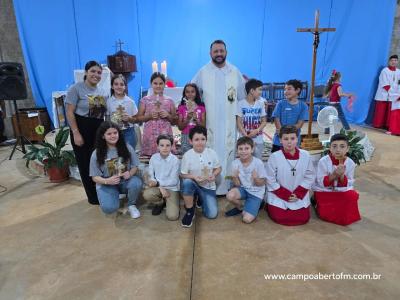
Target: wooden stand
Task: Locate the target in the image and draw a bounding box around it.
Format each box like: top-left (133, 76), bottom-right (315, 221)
top-left (301, 134), bottom-right (323, 150)
top-left (297, 10), bottom-right (335, 151)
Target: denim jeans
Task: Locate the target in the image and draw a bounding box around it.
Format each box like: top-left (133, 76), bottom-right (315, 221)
top-left (96, 176), bottom-right (142, 214)
top-left (122, 126), bottom-right (137, 150)
top-left (181, 178), bottom-right (218, 219)
top-left (237, 187), bottom-right (263, 217)
top-left (325, 102), bottom-right (350, 133)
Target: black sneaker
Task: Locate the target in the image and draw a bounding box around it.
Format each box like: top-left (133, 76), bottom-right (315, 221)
top-left (225, 207), bottom-right (243, 217)
top-left (196, 196), bottom-right (202, 209)
top-left (181, 209), bottom-right (195, 228)
top-left (152, 201), bottom-right (166, 216)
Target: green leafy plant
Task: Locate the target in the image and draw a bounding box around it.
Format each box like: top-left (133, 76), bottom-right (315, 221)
top-left (23, 127), bottom-right (76, 169)
top-left (323, 128), bottom-right (366, 165)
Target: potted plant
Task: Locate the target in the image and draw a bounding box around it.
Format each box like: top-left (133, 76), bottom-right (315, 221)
top-left (323, 128), bottom-right (366, 165)
top-left (23, 126), bottom-right (76, 182)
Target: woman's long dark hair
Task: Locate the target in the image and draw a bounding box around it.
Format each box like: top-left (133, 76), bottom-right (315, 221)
top-left (95, 121), bottom-right (131, 167)
top-left (179, 83), bottom-right (204, 107)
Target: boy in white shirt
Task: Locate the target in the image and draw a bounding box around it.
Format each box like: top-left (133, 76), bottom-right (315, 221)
top-left (225, 137), bottom-right (267, 223)
top-left (180, 125), bottom-right (222, 227)
top-left (236, 79), bottom-right (267, 159)
top-left (143, 134), bottom-right (180, 220)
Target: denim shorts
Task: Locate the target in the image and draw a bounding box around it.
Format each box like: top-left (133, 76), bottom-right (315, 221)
top-left (238, 187), bottom-right (262, 217)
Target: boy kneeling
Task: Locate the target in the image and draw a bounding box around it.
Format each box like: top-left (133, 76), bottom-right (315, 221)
top-left (225, 137), bottom-right (267, 223)
top-left (313, 134), bottom-right (361, 226)
top-left (143, 134), bottom-right (180, 221)
top-left (265, 125), bottom-right (315, 226)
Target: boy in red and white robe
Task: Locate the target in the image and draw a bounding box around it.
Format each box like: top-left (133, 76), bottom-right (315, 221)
top-left (265, 125), bottom-right (315, 226)
top-left (313, 133), bottom-right (361, 226)
top-left (388, 97), bottom-right (400, 135)
top-left (372, 54), bottom-right (400, 129)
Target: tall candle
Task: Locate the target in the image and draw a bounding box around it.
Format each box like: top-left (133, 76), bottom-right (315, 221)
top-left (161, 60), bottom-right (167, 77)
top-left (152, 61), bottom-right (158, 73)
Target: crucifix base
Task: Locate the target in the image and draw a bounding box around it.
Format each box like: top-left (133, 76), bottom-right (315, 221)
top-left (301, 133), bottom-right (323, 151)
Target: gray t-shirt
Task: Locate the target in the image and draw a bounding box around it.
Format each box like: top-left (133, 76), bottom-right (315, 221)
top-left (65, 81), bottom-right (108, 119)
top-left (89, 144), bottom-right (139, 180)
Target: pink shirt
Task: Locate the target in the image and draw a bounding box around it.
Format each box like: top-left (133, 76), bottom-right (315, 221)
top-left (177, 104), bottom-right (206, 134)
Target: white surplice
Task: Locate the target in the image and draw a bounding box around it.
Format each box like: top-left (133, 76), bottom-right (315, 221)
top-left (374, 67), bottom-right (400, 102)
top-left (313, 155), bottom-right (355, 193)
top-left (192, 61), bottom-right (246, 194)
top-left (265, 149), bottom-right (316, 210)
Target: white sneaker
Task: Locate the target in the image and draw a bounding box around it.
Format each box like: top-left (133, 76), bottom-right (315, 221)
top-left (128, 205), bottom-right (141, 219)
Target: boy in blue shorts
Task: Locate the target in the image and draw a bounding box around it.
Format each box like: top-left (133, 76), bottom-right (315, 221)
top-left (271, 79), bottom-right (308, 153)
top-left (225, 137), bottom-right (267, 223)
top-left (180, 125), bottom-right (222, 227)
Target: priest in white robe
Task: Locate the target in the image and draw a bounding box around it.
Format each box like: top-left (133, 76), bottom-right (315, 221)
top-left (192, 40), bottom-right (246, 195)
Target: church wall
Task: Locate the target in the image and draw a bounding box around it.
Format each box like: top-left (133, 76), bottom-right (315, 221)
top-left (0, 0), bottom-right (35, 138)
top-left (389, 1), bottom-right (400, 56)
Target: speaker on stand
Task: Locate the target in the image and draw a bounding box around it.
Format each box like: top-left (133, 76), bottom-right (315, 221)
top-left (0, 62), bottom-right (32, 159)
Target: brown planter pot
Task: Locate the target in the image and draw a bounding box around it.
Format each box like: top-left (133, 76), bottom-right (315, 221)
top-left (47, 165), bottom-right (69, 183)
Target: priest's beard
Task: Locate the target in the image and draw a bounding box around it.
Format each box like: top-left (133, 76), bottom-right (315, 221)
top-left (212, 55), bottom-right (226, 66)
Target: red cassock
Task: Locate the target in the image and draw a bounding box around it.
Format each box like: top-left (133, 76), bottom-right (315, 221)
top-left (372, 66), bottom-right (400, 128)
top-left (266, 205), bottom-right (310, 226)
top-left (314, 190), bottom-right (361, 226)
top-left (372, 101), bottom-right (391, 128)
top-left (388, 108), bottom-right (400, 135)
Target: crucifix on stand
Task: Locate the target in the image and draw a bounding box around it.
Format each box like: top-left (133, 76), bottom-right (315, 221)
top-left (297, 10), bottom-right (335, 150)
top-left (115, 39), bottom-right (124, 52)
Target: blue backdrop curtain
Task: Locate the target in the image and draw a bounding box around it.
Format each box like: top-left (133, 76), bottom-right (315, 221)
top-left (13, 0), bottom-right (396, 125)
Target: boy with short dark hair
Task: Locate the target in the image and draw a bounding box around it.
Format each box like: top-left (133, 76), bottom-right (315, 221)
top-left (143, 134), bottom-right (180, 220)
top-left (180, 125), bottom-right (222, 227)
top-left (265, 125), bottom-right (315, 226)
top-left (225, 136), bottom-right (267, 223)
top-left (313, 133), bottom-right (361, 225)
top-left (271, 79), bottom-right (308, 153)
top-left (236, 79), bottom-right (267, 159)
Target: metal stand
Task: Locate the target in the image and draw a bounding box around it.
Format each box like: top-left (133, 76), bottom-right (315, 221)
top-left (9, 100), bottom-right (32, 160)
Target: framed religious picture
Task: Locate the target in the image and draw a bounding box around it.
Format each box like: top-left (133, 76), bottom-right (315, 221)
top-left (52, 91), bottom-right (67, 128)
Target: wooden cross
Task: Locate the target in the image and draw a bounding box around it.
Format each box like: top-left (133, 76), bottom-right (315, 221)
top-left (154, 95), bottom-right (162, 111)
top-left (297, 10), bottom-right (335, 139)
top-left (201, 165), bottom-right (210, 178)
top-left (116, 105), bottom-right (125, 116)
top-left (115, 39), bottom-right (124, 52)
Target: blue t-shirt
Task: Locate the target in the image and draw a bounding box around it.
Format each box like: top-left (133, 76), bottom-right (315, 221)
top-left (272, 99), bottom-right (308, 146)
